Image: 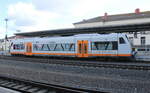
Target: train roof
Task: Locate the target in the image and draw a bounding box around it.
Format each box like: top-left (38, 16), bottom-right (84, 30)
top-left (12, 33), bottom-right (126, 43)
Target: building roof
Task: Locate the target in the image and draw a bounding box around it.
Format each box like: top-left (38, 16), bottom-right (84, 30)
top-left (74, 11), bottom-right (150, 25)
top-left (15, 22), bottom-right (150, 37)
top-left (15, 10), bottom-right (150, 37)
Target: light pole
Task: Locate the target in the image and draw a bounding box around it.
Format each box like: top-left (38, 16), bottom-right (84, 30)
top-left (4, 18), bottom-right (8, 55)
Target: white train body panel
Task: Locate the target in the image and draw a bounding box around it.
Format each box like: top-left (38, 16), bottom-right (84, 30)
top-left (10, 33), bottom-right (133, 58)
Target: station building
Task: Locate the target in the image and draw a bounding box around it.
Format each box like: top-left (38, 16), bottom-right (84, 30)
top-left (73, 9), bottom-right (150, 54)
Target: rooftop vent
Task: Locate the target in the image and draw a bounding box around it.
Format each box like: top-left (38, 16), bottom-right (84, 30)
top-left (104, 12), bottom-right (108, 19)
top-left (135, 8), bottom-right (140, 14)
top-left (102, 12), bottom-right (108, 22)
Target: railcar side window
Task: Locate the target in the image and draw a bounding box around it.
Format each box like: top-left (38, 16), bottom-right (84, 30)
top-left (91, 41), bottom-right (118, 50)
top-left (21, 44), bottom-right (25, 49)
top-left (106, 42), bottom-right (113, 50)
top-left (42, 44), bottom-right (50, 51)
top-left (119, 37), bottom-right (126, 44)
top-left (69, 43), bottom-right (75, 51)
top-left (93, 42), bottom-right (102, 50)
top-left (33, 44), bottom-right (38, 51)
top-left (112, 42), bottom-right (118, 50)
top-left (62, 44), bottom-right (70, 51)
top-left (54, 44), bottom-right (64, 51)
top-left (33, 43), bottom-right (75, 51)
top-left (48, 44), bottom-right (56, 51)
top-left (55, 43), bottom-right (75, 51)
top-left (13, 44), bottom-right (24, 50)
top-left (33, 44), bottom-right (43, 51)
top-left (91, 42), bottom-right (108, 50)
top-left (37, 44), bottom-right (43, 51)
top-left (91, 43), bottom-right (97, 50)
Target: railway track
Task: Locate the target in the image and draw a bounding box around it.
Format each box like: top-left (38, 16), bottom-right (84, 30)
top-left (0, 75), bottom-right (103, 93)
top-left (0, 55), bottom-right (150, 70)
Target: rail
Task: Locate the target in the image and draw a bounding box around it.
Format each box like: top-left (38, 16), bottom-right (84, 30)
top-left (0, 75), bottom-right (105, 93)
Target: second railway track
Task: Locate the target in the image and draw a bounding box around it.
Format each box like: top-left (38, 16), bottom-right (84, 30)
top-left (0, 55), bottom-right (150, 70)
top-left (0, 75), bottom-right (103, 93)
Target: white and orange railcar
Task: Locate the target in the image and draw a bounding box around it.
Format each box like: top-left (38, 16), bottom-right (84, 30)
top-left (10, 33), bottom-right (134, 58)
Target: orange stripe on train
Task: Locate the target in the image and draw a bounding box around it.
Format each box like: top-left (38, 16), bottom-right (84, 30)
top-left (10, 52), bottom-right (132, 57)
top-left (88, 54), bottom-right (132, 56)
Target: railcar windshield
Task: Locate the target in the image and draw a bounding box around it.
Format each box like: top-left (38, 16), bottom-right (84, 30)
top-left (119, 37), bottom-right (126, 44)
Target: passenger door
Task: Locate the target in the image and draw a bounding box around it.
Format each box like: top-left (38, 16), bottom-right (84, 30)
top-left (77, 40), bottom-right (88, 57)
top-left (26, 42), bottom-right (32, 55)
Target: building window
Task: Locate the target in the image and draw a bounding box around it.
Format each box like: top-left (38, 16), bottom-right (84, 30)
top-left (129, 37), bottom-right (133, 45)
top-left (140, 31), bottom-right (146, 34)
top-left (134, 32), bottom-right (137, 38)
top-left (137, 48), bottom-right (145, 51)
top-left (141, 37), bottom-right (145, 45)
top-left (129, 32), bottom-right (133, 34)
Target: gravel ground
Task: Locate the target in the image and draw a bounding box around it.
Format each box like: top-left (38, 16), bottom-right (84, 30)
top-left (0, 59), bottom-right (149, 93)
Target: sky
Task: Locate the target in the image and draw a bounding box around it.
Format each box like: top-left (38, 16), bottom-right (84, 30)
top-left (0, 0), bottom-right (150, 38)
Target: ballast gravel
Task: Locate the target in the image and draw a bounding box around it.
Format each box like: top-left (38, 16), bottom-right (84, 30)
top-left (0, 59), bottom-right (149, 93)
